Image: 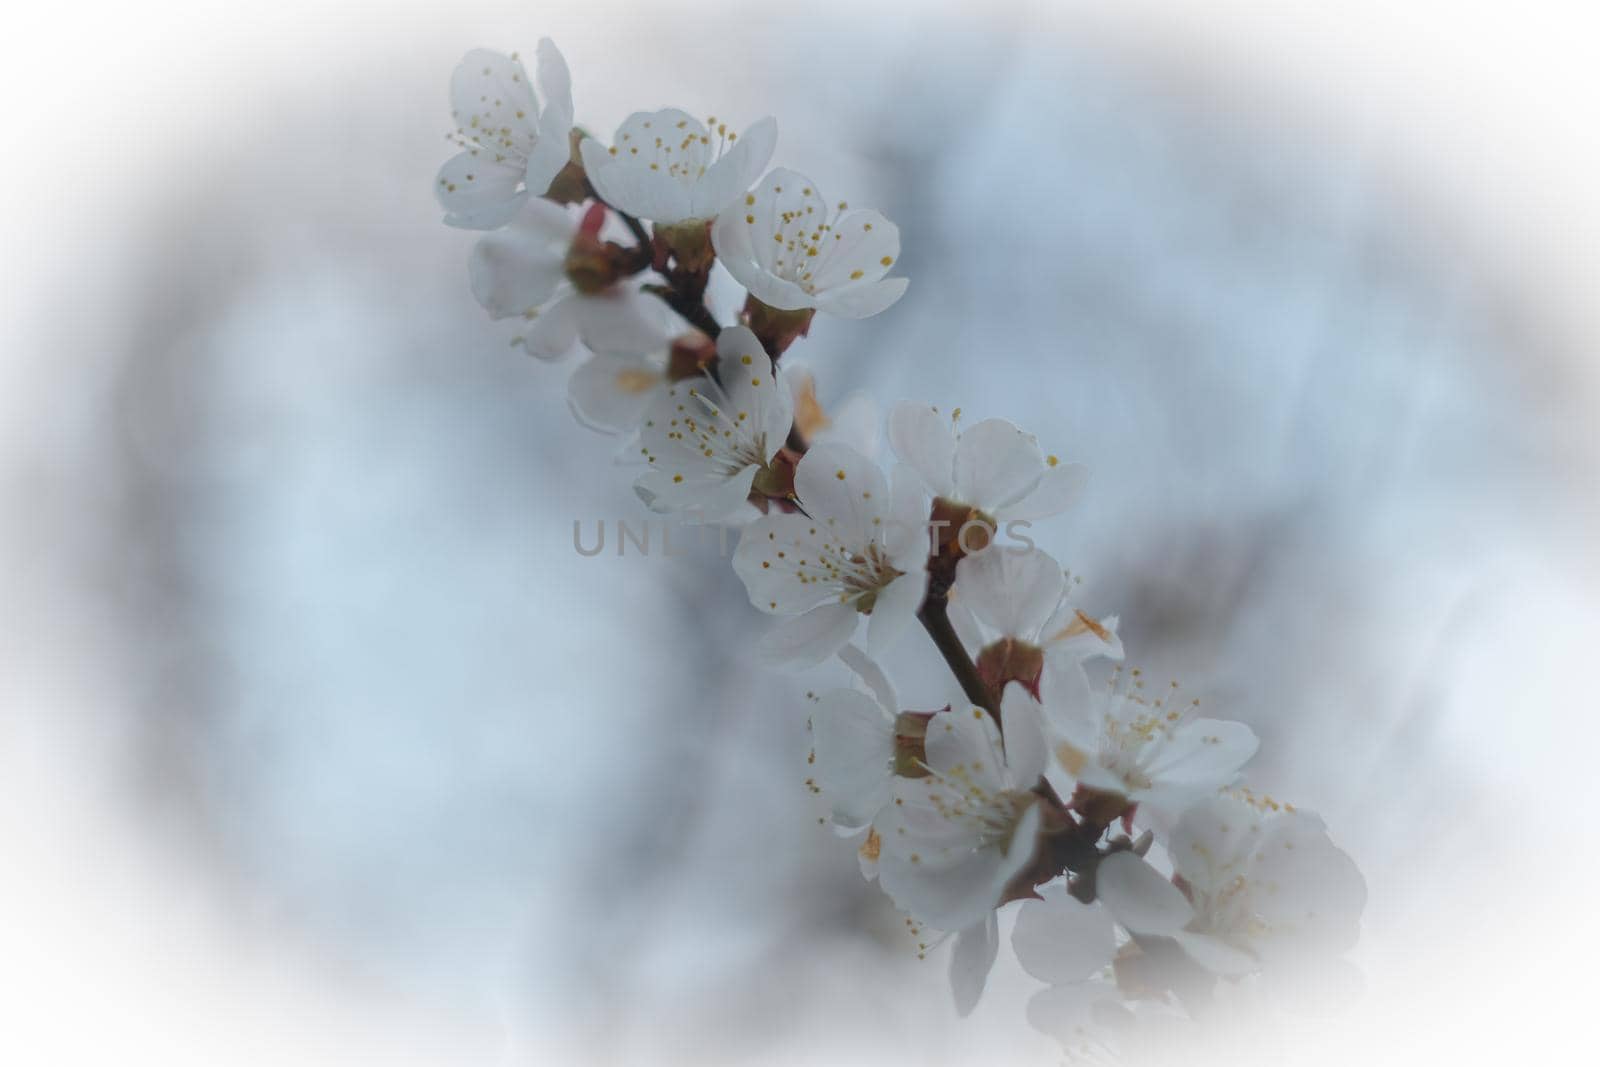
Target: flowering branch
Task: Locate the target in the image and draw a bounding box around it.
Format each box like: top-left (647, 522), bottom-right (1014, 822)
top-left (433, 37), bottom-right (1369, 1053)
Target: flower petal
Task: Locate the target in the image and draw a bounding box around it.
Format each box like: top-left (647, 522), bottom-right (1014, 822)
top-left (949, 912), bottom-right (1000, 1017)
top-left (689, 116), bottom-right (777, 219)
top-left (757, 602), bottom-right (859, 668)
top-left (814, 276), bottom-right (909, 319)
top-left (1142, 719), bottom-right (1259, 789)
top-left (998, 461), bottom-right (1089, 522)
top-left (1094, 852), bottom-right (1194, 937)
top-left (715, 325), bottom-right (792, 461)
top-left (533, 38), bottom-right (573, 131)
top-left (635, 462), bottom-right (757, 522)
top-left (449, 49), bottom-right (537, 153)
top-left (436, 150), bottom-right (528, 230)
top-left (733, 515), bottom-right (839, 615)
top-left (580, 135), bottom-right (693, 223)
top-left (864, 570), bottom-right (927, 655)
top-left (1012, 885), bottom-right (1118, 985)
top-left (953, 418), bottom-right (1045, 512)
top-left (567, 353), bottom-right (664, 434)
top-left (466, 199), bottom-right (574, 318)
top-left (518, 292), bottom-right (580, 359)
top-left (811, 208), bottom-right (899, 290)
top-left (574, 287), bottom-right (677, 356)
top-left (793, 442), bottom-right (891, 547)
top-left (888, 402), bottom-right (957, 498)
top-left (811, 689), bottom-right (895, 829)
top-left (955, 545), bottom-right (1065, 641)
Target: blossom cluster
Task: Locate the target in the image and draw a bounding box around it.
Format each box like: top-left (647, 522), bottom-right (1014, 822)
top-left (436, 39), bottom-right (1366, 1056)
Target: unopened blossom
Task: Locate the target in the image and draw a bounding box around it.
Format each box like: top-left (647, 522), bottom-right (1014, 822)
top-left (468, 199), bottom-right (669, 359)
top-left (711, 168), bottom-right (909, 319)
top-left (437, 41), bottom-right (575, 229)
top-left (633, 326), bottom-right (791, 521)
top-left (873, 702), bottom-right (1048, 934)
top-left (732, 443), bottom-right (928, 667)
top-left (890, 403), bottom-right (1089, 534)
top-left (1097, 790), bottom-right (1366, 978)
top-left (1010, 663), bottom-right (1258, 822)
top-left (950, 545), bottom-right (1123, 693)
top-left (579, 110), bottom-right (777, 225)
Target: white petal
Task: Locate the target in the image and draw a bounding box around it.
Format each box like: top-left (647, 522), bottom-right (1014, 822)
top-left (888, 402), bottom-right (957, 498)
top-left (998, 462), bottom-right (1089, 523)
top-left (747, 167), bottom-right (823, 276)
top-left (733, 515), bottom-right (838, 615)
top-left (864, 570), bottom-right (927, 655)
top-left (580, 136), bottom-right (692, 222)
top-left (1040, 603), bottom-right (1124, 665)
top-left (525, 113), bottom-right (572, 197)
top-left (436, 150), bottom-right (527, 230)
top-left (814, 276), bottom-right (909, 319)
top-left (533, 38), bottom-right (573, 131)
top-left (811, 689), bottom-right (895, 829)
top-left (567, 353), bottom-right (664, 434)
top-left (812, 391), bottom-right (881, 459)
top-left (955, 545), bottom-right (1065, 641)
top-left (518, 292), bottom-right (580, 359)
top-left (1025, 983), bottom-right (1112, 1048)
top-left (877, 802), bottom-right (1040, 932)
top-left (999, 685), bottom-right (1050, 785)
top-left (953, 418), bottom-right (1045, 513)
top-left (574, 288), bottom-right (676, 356)
top-left (793, 442), bottom-right (891, 547)
top-left (811, 208), bottom-right (899, 290)
top-left (636, 461), bottom-right (757, 522)
top-left (689, 116), bottom-right (777, 219)
top-left (949, 912), bottom-right (1000, 1018)
top-left (715, 326), bottom-right (792, 461)
top-left (466, 199), bottom-right (574, 318)
top-left (711, 205), bottom-right (813, 310)
top-left (1012, 885), bottom-right (1117, 985)
top-left (449, 49), bottom-right (537, 151)
top-left (923, 703), bottom-right (1006, 784)
top-left (1143, 719), bottom-right (1259, 790)
top-left (1094, 852), bottom-right (1194, 936)
top-left (758, 602), bottom-right (859, 669)
top-left (884, 462), bottom-right (931, 569)
top-left (837, 642), bottom-right (898, 716)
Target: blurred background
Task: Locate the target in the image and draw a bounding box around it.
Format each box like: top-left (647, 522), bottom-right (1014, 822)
top-left (4, 2), bottom-right (1598, 1063)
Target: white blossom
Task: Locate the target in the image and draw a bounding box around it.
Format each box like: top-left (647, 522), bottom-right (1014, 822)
top-left (437, 41), bottom-right (574, 230)
top-left (631, 326), bottom-right (791, 521)
top-left (732, 444), bottom-right (928, 667)
top-left (1013, 663), bottom-right (1258, 822)
top-left (873, 702), bottom-right (1047, 933)
top-left (468, 200), bottom-right (669, 359)
top-left (711, 168), bottom-right (909, 318)
top-left (579, 111), bottom-right (777, 224)
top-left (1098, 790), bottom-right (1366, 978)
top-left (889, 402), bottom-right (1088, 523)
top-left (950, 545), bottom-right (1123, 674)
